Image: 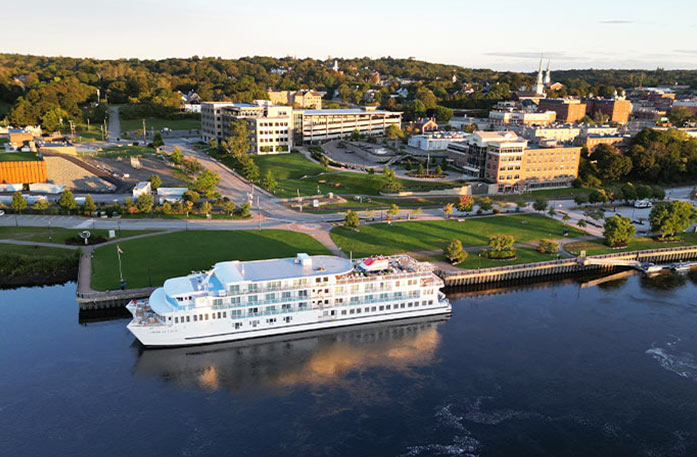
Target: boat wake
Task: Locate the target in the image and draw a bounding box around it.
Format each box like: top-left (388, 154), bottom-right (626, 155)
top-left (401, 404), bottom-right (480, 457)
top-left (646, 338), bottom-right (697, 382)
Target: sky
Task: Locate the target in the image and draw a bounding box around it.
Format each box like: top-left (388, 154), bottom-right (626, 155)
top-left (2, 0), bottom-right (697, 71)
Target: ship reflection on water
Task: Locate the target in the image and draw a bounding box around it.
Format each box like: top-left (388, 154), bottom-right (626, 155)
top-left (133, 316), bottom-right (448, 393)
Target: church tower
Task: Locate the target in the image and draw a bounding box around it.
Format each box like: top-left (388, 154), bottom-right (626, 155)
top-left (534, 57), bottom-right (545, 95)
top-left (544, 60), bottom-right (551, 86)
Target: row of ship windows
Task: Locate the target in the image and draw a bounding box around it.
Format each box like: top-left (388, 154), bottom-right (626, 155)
top-left (170, 299), bottom-right (436, 325)
top-left (212, 289), bottom-right (424, 307)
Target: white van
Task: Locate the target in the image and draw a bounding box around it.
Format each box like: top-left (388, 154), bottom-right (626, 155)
top-left (634, 199), bottom-right (652, 208)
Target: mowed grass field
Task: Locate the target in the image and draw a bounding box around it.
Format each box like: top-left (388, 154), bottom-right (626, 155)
top-left (565, 233), bottom-right (697, 256)
top-left (330, 214), bottom-right (584, 258)
top-left (120, 117), bottom-right (200, 133)
top-left (229, 152), bottom-right (460, 198)
top-left (0, 152), bottom-right (40, 162)
top-left (91, 229), bottom-right (331, 290)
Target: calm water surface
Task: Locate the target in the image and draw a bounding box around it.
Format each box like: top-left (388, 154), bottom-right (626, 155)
top-left (2, 273), bottom-right (697, 457)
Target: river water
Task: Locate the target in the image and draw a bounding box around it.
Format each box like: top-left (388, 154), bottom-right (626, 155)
top-left (2, 273), bottom-right (697, 457)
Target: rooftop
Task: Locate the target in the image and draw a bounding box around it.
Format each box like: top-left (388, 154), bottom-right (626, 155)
top-left (300, 109), bottom-right (401, 116)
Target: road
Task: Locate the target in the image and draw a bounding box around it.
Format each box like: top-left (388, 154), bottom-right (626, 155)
top-left (107, 105), bottom-right (121, 141)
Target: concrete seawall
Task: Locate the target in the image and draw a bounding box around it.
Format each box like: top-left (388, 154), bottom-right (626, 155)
top-left (438, 245), bottom-right (697, 287)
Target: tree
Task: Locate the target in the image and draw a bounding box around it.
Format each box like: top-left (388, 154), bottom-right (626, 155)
top-left (598, 152), bottom-right (633, 181)
top-left (41, 107), bottom-right (70, 132)
top-left (588, 189), bottom-right (609, 204)
top-left (533, 197), bottom-right (548, 212)
top-left (433, 105), bottom-right (453, 122)
top-left (136, 194), bottom-right (154, 213)
top-left (189, 170), bottom-right (220, 198)
top-left (537, 239), bottom-right (559, 254)
top-left (444, 240), bottom-right (468, 264)
top-left (562, 213), bottom-right (571, 222)
top-left (238, 201), bottom-right (252, 218)
top-left (411, 207), bottom-right (422, 218)
top-left (603, 215), bottom-right (636, 247)
top-left (199, 201), bottom-right (212, 215)
top-left (574, 194), bottom-right (588, 206)
top-left (170, 147), bottom-right (183, 164)
top-left (417, 163), bottom-right (425, 176)
top-left (636, 184), bottom-right (653, 200)
top-left (652, 185), bottom-right (665, 200)
top-left (386, 124), bottom-right (404, 140)
top-left (584, 207), bottom-right (605, 221)
top-left (152, 132), bottom-right (164, 148)
top-left (183, 190), bottom-right (200, 203)
top-left (225, 119), bottom-right (250, 157)
top-left (222, 200), bottom-right (237, 215)
top-left (10, 192), bottom-right (27, 213)
top-left (344, 210), bottom-right (359, 228)
top-left (387, 204), bottom-right (399, 218)
top-left (208, 138), bottom-right (217, 150)
top-left (668, 107), bottom-right (693, 127)
top-left (160, 201), bottom-right (172, 214)
top-left (32, 199), bottom-right (50, 213)
top-left (578, 219), bottom-right (587, 228)
top-left (488, 234), bottom-right (515, 252)
top-left (457, 195), bottom-right (475, 213)
top-left (650, 201), bottom-right (696, 239)
top-left (442, 202), bottom-right (454, 217)
top-left (620, 183), bottom-right (637, 202)
top-left (239, 155), bottom-right (260, 182)
top-left (435, 165), bottom-right (443, 176)
top-left (149, 174), bottom-right (162, 191)
top-left (59, 189), bottom-right (77, 213)
top-left (83, 194), bottom-right (96, 215)
top-left (478, 197), bottom-right (493, 212)
top-left (262, 169), bottom-right (278, 192)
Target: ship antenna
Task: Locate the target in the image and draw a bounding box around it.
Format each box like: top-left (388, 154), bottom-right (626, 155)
top-left (350, 251), bottom-right (353, 263)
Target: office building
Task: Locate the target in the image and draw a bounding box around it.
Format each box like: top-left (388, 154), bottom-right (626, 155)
top-left (201, 101), bottom-right (237, 143)
top-left (538, 99), bottom-right (587, 123)
top-left (220, 101), bottom-right (293, 155)
top-left (408, 132), bottom-right (469, 151)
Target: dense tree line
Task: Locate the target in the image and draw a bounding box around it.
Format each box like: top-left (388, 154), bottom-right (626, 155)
top-left (2, 53), bottom-right (697, 128)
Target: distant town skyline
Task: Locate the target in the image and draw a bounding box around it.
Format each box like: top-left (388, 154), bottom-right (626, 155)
top-left (3, 0), bottom-right (697, 71)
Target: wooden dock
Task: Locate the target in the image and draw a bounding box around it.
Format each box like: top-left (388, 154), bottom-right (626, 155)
top-left (437, 245), bottom-right (697, 287)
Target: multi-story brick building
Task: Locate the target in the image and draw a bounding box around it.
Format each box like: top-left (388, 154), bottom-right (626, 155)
top-left (585, 99), bottom-right (632, 124)
top-left (446, 131), bottom-right (581, 193)
top-left (537, 99), bottom-right (587, 123)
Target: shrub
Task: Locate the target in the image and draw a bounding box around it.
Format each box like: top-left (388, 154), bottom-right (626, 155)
top-left (537, 239), bottom-right (559, 254)
top-left (444, 240), bottom-right (468, 264)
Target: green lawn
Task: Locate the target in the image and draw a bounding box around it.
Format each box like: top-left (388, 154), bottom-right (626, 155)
top-left (0, 243), bottom-right (76, 258)
top-left (494, 187), bottom-right (593, 202)
top-left (0, 227), bottom-right (156, 245)
top-left (0, 152), bottom-right (40, 162)
top-left (0, 137), bottom-right (9, 145)
top-left (330, 214), bottom-right (584, 258)
top-left (83, 145), bottom-right (160, 158)
top-left (90, 229), bottom-right (331, 290)
top-left (565, 233), bottom-right (697, 256)
top-left (120, 117), bottom-right (200, 133)
top-left (420, 245), bottom-right (561, 270)
top-left (224, 152), bottom-right (460, 198)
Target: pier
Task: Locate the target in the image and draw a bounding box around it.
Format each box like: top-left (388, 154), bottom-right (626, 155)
top-left (437, 245), bottom-right (697, 287)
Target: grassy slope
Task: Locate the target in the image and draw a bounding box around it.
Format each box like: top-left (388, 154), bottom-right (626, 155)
top-left (226, 152), bottom-right (459, 198)
top-left (120, 118), bottom-right (200, 132)
top-left (0, 152), bottom-right (40, 162)
top-left (330, 214), bottom-right (584, 258)
top-left (0, 243), bottom-right (76, 257)
top-left (91, 229), bottom-right (331, 290)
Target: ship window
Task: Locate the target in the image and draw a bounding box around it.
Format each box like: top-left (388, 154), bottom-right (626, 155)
top-left (323, 277), bottom-right (328, 282)
top-left (186, 316), bottom-right (191, 322)
top-left (315, 277), bottom-right (322, 283)
top-left (356, 308), bottom-right (361, 314)
top-left (429, 300), bottom-right (433, 305)
top-left (379, 306), bottom-right (384, 311)
top-left (364, 307), bottom-right (369, 313)
top-left (223, 312), bottom-right (226, 318)
top-left (342, 310), bottom-right (347, 315)
top-left (401, 304), bottom-right (405, 309)
top-left (284, 316), bottom-right (292, 323)
top-left (217, 312), bottom-right (222, 319)
top-left (235, 322), bottom-right (242, 329)
top-left (422, 301), bottom-right (427, 306)
top-left (205, 314), bottom-right (209, 320)
top-left (193, 315), bottom-right (197, 321)
top-left (350, 309), bottom-right (355, 314)
top-left (386, 305), bottom-right (391, 310)
top-left (175, 317), bottom-right (179, 323)
top-left (324, 289), bottom-right (329, 294)
top-left (371, 306), bottom-right (376, 312)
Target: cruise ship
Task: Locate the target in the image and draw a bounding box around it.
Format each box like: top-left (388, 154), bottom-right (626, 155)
top-left (126, 253), bottom-right (451, 347)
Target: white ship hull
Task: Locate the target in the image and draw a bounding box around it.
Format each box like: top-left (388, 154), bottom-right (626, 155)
top-left (128, 300), bottom-right (451, 347)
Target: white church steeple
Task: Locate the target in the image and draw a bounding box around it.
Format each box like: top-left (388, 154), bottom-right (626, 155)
top-left (534, 56), bottom-right (545, 95)
top-left (544, 60), bottom-right (551, 85)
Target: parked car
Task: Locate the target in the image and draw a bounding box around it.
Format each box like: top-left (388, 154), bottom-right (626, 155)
top-left (634, 199), bottom-right (652, 208)
top-left (0, 210), bottom-right (4, 216)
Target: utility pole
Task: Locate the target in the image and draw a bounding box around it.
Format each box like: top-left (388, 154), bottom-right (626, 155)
top-left (142, 119), bottom-right (146, 140)
top-left (257, 196), bottom-right (261, 230)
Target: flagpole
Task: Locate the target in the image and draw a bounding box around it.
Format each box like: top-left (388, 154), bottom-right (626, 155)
top-left (117, 245), bottom-right (124, 283)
